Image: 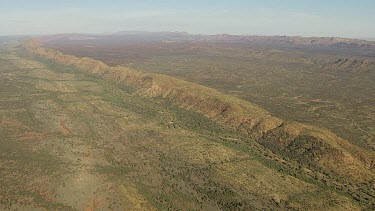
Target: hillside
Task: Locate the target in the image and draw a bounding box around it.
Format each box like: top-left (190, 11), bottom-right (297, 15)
top-left (2, 0), bottom-right (375, 210)
top-left (46, 33), bottom-right (375, 153)
top-left (19, 39), bottom-right (375, 208)
top-left (0, 39), bottom-right (369, 210)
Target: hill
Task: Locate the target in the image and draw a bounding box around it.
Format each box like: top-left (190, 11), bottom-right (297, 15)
top-left (19, 39), bottom-right (375, 209)
top-left (45, 32), bottom-right (375, 151)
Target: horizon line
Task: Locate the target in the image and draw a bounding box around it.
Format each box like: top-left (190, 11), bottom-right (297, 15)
top-left (1, 31), bottom-right (375, 41)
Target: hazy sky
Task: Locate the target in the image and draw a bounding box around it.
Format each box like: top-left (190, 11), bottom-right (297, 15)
top-left (1, 0), bottom-right (375, 38)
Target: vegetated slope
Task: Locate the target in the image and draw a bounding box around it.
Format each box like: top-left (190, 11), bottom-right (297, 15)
top-left (1, 43), bottom-right (366, 210)
top-left (24, 40), bottom-right (375, 187)
top-left (45, 34), bottom-right (375, 152)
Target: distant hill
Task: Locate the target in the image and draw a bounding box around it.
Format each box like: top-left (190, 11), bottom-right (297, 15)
top-left (106, 31), bottom-right (375, 49)
top-left (40, 32), bottom-right (375, 58)
top-left (205, 34), bottom-right (375, 48)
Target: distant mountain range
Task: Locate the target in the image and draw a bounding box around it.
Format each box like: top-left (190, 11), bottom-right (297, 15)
top-left (39, 31), bottom-right (375, 50)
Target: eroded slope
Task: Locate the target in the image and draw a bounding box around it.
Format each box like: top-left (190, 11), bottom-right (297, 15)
top-left (0, 42), bottom-right (365, 210)
top-left (20, 40), bottom-right (375, 208)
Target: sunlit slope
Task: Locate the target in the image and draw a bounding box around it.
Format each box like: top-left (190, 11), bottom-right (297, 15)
top-left (47, 36), bottom-right (375, 151)
top-left (0, 44), bottom-right (367, 209)
top-left (24, 40), bottom-right (374, 184)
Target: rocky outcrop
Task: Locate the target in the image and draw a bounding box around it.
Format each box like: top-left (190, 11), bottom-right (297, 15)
top-left (330, 58), bottom-right (375, 72)
top-left (24, 39), bottom-right (375, 182)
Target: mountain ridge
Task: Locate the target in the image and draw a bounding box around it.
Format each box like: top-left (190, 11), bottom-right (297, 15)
top-left (40, 31), bottom-right (375, 49)
top-left (23, 39), bottom-right (375, 186)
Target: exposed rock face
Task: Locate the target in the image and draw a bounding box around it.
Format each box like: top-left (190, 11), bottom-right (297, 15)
top-left (330, 58), bottom-right (375, 72)
top-left (24, 39), bottom-right (375, 182)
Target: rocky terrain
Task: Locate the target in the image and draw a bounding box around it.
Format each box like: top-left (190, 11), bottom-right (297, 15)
top-left (0, 34), bottom-right (374, 210)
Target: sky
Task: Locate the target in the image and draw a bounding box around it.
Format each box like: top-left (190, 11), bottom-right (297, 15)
top-left (1, 0), bottom-right (375, 38)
